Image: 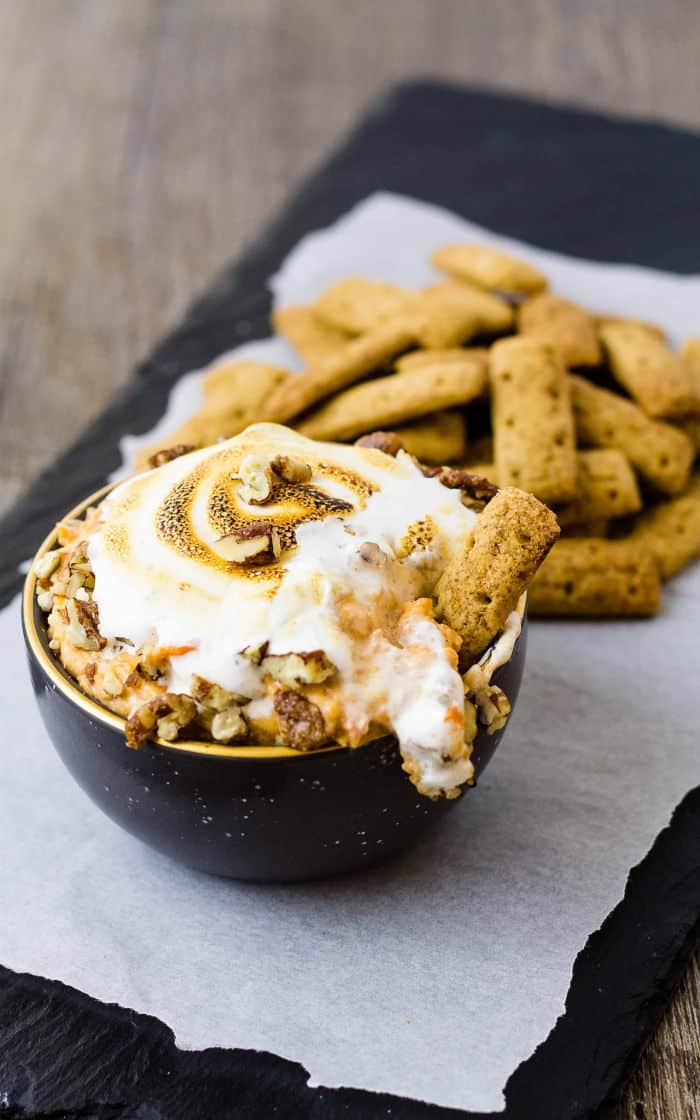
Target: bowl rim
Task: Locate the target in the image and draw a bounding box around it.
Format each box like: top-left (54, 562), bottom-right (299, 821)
top-left (23, 480), bottom-right (525, 762)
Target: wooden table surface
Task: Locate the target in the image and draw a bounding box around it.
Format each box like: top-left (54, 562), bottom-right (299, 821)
top-left (1, 2), bottom-right (698, 1115)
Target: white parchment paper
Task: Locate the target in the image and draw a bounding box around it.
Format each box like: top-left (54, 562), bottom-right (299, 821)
top-left (3, 194), bottom-right (699, 1113)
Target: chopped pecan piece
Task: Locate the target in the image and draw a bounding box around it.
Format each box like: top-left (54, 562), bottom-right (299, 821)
top-left (235, 454), bottom-right (274, 504)
top-left (476, 685), bottom-right (511, 734)
top-left (147, 444), bottom-right (197, 469)
top-left (262, 651), bottom-right (337, 688)
top-left (271, 455), bottom-right (312, 484)
top-left (421, 465), bottom-right (499, 503)
top-left (33, 548), bottom-right (63, 580)
top-left (65, 598), bottom-right (103, 651)
top-left (216, 521), bottom-right (281, 566)
top-left (241, 641), bottom-right (268, 666)
top-left (156, 693), bottom-right (197, 741)
top-left (358, 541), bottom-right (388, 566)
top-left (274, 690), bottom-right (328, 751)
top-left (68, 541), bottom-right (92, 575)
top-left (355, 431), bottom-right (405, 456)
top-left (125, 693), bottom-right (196, 749)
top-left (191, 674), bottom-right (249, 710)
top-left (125, 698), bottom-right (169, 749)
top-left (210, 705), bottom-right (248, 743)
top-left (66, 541), bottom-right (95, 595)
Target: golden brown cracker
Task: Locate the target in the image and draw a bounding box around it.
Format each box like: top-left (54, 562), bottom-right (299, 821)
top-left (599, 321), bottom-right (699, 419)
top-left (528, 539), bottom-right (661, 617)
top-left (390, 410), bottom-right (467, 463)
top-left (595, 314), bottom-right (667, 343)
top-left (261, 320), bottom-right (416, 424)
top-left (296, 355), bottom-right (487, 441)
top-left (271, 305), bottom-right (350, 364)
top-left (628, 475), bottom-right (700, 579)
top-left (436, 486), bottom-right (559, 664)
top-left (412, 281), bottom-right (513, 348)
top-left (313, 277), bottom-right (414, 334)
top-left (136, 361), bottom-right (289, 471)
top-left (557, 449), bottom-right (642, 527)
top-left (431, 243), bottom-right (547, 294)
top-left (490, 337), bottom-right (578, 504)
top-left (201, 360), bottom-right (288, 410)
top-left (569, 374), bottom-right (694, 496)
top-left (395, 347), bottom-right (488, 372)
top-left (518, 293), bottom-right (601, 367)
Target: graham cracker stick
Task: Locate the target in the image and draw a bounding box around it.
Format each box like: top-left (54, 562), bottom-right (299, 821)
top-left (352, 414), bottom-right (468, 464)
top-left (490, 337), bottom-right (578, 505)
top-left (627, 475), bottom-right (700, 579)
top-left (391, 410), bottom-right (468, 464)
top-left (599, 322), bottom-right (699, 419)
top-left (202, 360), bottom-right (288, 411)
top-left (272, 305), bottom-right (350, 364)
top-left (411, 281), bottom-right (513, 347)
top-left (135, 361), bottom-right (289, 471)
top-left (518, 293), bottom-right (601, 367)
top-left (528, 539), bottom-right (661, 617)
top-left (431, 243), bottom-right (547, 294)
top-left (557, 449), bottom-right (642, 527)
top-left (313, 277), bottom-right (414, 334)
top-left (261, 320), bottom-right (416, 424)
top-left (436, 487), bottom-right (559, 665)
top-left (395, 347), bottom-right (488, 372)
top-left (296, 356), bottom-right (487, 441)
top-left (569, 374), bottom-right (694, 496)
top-left (595, 314), bottom-right (666, 344)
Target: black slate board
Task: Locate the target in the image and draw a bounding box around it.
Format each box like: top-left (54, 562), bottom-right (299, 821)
top-left (2, 82), bottom-right (699, 1120)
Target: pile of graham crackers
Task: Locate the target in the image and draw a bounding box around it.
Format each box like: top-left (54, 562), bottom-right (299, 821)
top-left (141, 243), bottom-right (700, 619)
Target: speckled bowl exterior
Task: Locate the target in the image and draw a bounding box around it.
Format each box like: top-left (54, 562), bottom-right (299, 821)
top-left (23, 488), bottom-right (527, 882)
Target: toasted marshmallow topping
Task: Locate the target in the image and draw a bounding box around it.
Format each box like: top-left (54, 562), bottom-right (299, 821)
top-left (89, 425), bottom-right (480, 794)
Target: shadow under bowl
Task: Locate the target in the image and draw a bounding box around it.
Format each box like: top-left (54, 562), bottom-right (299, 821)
top-left (23, 488), bottom-right (527, 882)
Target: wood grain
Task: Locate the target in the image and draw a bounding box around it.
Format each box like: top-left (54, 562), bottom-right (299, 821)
top-left (0, 2), bottom-right (697, 1116)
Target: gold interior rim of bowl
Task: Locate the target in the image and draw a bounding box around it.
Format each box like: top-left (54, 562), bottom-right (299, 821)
top-left (23, 480), bottom-right (525, 761)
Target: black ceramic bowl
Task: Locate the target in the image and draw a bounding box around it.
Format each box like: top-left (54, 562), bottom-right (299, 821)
top-left (23, 486), bottom-right (527, 882)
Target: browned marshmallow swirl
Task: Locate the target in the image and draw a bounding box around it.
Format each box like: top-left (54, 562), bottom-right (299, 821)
top-left (98, 425), bottom-right (377, 603)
